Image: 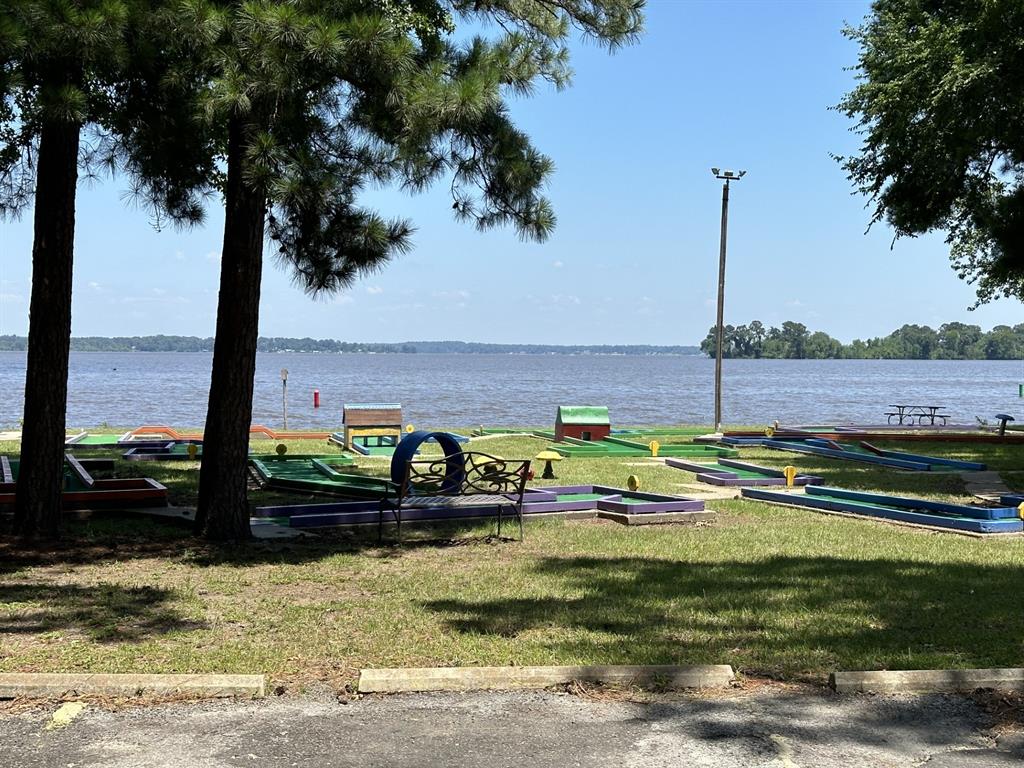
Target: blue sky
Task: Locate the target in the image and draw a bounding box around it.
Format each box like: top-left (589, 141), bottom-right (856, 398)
top-left (1, 0), bottom-right (1021, 345)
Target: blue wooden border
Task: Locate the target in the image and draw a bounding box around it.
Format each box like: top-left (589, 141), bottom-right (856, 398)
top-left (742, 487), bottom-right (1022, 533)
top-left (805, 485), bottom-right (1020, 519)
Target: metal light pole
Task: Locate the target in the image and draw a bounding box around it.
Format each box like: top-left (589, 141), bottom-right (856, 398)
top-left (711, 168), bottom-right (746, 433)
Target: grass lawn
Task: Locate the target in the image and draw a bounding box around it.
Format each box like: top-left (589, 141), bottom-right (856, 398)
top-left (1, 429), bottom-right (1023, 690)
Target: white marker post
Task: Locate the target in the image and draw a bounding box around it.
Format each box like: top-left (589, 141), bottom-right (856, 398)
top-left (280, 368), bottom-right (289, 431)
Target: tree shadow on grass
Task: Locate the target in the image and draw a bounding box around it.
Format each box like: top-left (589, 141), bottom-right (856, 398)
top-left (0, 582), bottom-right (204, 642)
top-left (422, 555), bottom-right (1024, 675)
top-left (0, 512), bottom-right (512, 574)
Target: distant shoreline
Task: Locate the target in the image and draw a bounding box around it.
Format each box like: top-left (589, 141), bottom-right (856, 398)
top-left (0, 335), bottom-right (700, 356)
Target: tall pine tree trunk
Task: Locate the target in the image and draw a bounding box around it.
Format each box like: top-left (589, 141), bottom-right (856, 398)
top-left (14, 118), bottom-right (81, 539)
top-left (194, 114), bottom-right (266, 541)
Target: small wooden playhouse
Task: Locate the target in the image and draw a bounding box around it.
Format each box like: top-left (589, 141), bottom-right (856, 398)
top-left (555, 405), bottom-right (611, 442)
top-left (341, 403), bottom-right (403, 450)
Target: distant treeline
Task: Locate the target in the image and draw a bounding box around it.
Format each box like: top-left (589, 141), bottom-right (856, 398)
top-left (0, 335), bottom-right (699, 356)
top-left (701, 321), bottom-right (1024, 360)
top-left (401, 341), bottom-right (700, 355)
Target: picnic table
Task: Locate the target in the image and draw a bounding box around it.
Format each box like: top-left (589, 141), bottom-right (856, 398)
top-left (885, 404), bottom-right (949, 426)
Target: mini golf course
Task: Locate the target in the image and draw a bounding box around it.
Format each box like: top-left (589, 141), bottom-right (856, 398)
top-left (550, 436), bottom-right (738, 459)
top-left (330, 432), bottom-right (397, 456)
top-left (122, 441), bottom-right (204, 461)
top-left (249, 431), bottom-right (712, 530)
top-left (721, 426), bottom-right (1024, 444)
top-left (129, 424), bottom-right (333, 441)
top-left (664, 458), bottom-right (823, 487)
top-left (612, 427), bottom-right (711, 437)
top-left (65, 432), bottom-right (179, 450)
top-left (757, 438), bottom-right (987, 471)
top-left (329, 431), bottom-right (469, 457)
top-left (250, 454), bottom-right (388, 499)
top-left (0, 454), bottom-right (167, 509)
top-left (252, 484), bottom-right (708, 529)
top-left (742, 485), bottom-right (1023, 534)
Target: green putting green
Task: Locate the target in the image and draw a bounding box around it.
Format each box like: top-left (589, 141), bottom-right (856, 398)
top-left (251, 455), bottom-right (390, 499)
top-left (551, 437), bottom-right (736, 459)
top-left (694, 462), bottom-right (769, 478)
top-left (355, 445), bottom-right (397, 456)
top-left (616, 427), bottom-right (710, 437)
top-left (69, 434), bottom-right (122, 445)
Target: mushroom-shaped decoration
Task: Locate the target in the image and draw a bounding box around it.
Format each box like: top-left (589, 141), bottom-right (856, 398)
top-left (535, 450), bottom-right (563, 480)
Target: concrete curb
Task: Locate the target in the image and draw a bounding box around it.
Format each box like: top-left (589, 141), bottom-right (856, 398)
top-left (0, 673), bottom-right (266, 699)
top-left (358, 664), bottom-right (734, 693)
top-left (830, 668), bottom-right (1024, 694)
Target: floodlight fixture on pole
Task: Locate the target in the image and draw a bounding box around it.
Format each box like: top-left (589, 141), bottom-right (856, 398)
top-left (711, 167), bottom-right (746, 433)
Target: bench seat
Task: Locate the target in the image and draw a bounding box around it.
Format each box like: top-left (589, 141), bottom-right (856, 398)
top-left (403, 493), bottom-right (517, 508)
top-left (380, 452), bottom-right (531, 542)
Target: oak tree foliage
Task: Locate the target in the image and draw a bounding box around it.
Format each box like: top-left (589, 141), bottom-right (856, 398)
top-left (838, 0), bottom-right (1024, 305)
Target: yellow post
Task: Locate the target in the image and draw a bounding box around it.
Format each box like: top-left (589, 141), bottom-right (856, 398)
top-left (1018, 503), bottom-right (1024, 520)
top-left (276, 443), bottom-right (288, 456)
top-left (187, 443), bottom-right (198, 460)
top-left (649, 440), bottom-right (660, 457)
top-left (765, 426), bottom-right (775, 438)
top-left (406, 424), bottom-right (415, 433)
top-left (627, 474), bottom-right (640, 492)
top-left (783, 465), bottom-right (797, 488)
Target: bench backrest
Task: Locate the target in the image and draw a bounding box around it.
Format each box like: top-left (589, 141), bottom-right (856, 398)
top-left (399, 451), bottom-right (530, 500)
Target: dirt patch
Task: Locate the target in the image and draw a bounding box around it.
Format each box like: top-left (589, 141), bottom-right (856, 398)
top-left (971, 689), bottom-right (1024, 735)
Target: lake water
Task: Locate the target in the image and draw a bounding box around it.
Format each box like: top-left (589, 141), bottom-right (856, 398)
top-left (0, 352), bottom-right (1022, 430)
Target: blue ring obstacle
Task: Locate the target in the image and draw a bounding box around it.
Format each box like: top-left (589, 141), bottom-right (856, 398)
top-left (390, 431), bottom-right (466, 489)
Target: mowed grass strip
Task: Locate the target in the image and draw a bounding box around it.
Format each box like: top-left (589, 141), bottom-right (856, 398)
top-left (0, 430), bottom-right (1023, 688)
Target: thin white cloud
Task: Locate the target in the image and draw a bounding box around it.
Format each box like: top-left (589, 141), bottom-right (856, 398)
top-left (205, 251), bottom-right (221, 263)
top-left (432, 289), bottom-right (471, 300)
top-left (121, 295), bottom-right (190, 305)
top-left (375, 302), bottom-right (426, 313)
top-left (534, 294), bottom-right (581, 308)
top-left (552, 260), bottom-right (564, 268)
top-left (366, 286), bottom-right (384, 295)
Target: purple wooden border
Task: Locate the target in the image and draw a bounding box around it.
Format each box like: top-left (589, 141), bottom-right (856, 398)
top-left (664, 457), bottom-right (822, 487)
top-left (255, 484), bottom-right (706, 525)
top-left (599, 498), bottom-right (705, 513)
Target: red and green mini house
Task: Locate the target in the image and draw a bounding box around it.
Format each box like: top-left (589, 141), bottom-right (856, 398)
top-left (555, 405), bottom-right (611, 442)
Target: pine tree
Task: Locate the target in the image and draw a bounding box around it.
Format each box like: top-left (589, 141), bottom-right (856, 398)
top-left (0, 0), bottom-right (143, 537)
top-left (123, 0), bottom-right (644, 540)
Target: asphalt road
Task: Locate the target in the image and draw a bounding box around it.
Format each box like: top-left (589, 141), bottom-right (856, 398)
top-left (2, 688), bottom-right (1022, 767)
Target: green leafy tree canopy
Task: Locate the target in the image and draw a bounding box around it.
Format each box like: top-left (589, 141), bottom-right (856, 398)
top-left (837, 0), bottom-right (1024, 305)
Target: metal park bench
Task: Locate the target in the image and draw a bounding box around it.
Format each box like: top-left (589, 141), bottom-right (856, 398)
top-left (379, 451), bottom-right (531, 543)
